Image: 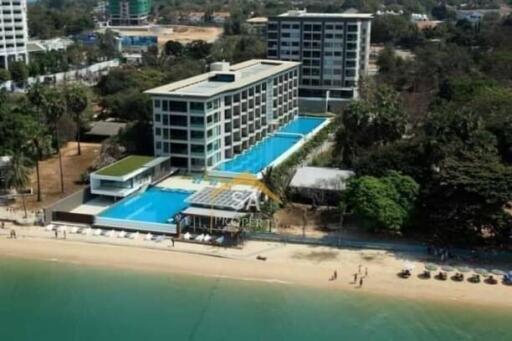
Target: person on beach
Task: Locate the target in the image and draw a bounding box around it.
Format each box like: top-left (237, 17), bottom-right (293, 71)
top-left (171, 237), bottom-right (175, 247)
top-left (359, 278), bottom-right (364, 288)
top-left (54, 229), bottom-right (58, 239)
top-left (334, 270), bottom-right (337, 280)
top-left (1, 221), bottom-right (4, 229)
top-left (63, 231), bottom-right (67, 239)
top-left (358, 264), bottom-right (362, 274)
top-left (365, 267), bottom-right (368, 277)
top-left (354, 273), bottom-right (358, 283)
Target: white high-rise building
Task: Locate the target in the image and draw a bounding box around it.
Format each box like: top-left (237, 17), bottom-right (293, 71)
top-left (0, 0), bottom-right (29, 70)
top-left (145, 59), bottom-right (301, 173)
top-left (267, 10), bottom-right (372, 106)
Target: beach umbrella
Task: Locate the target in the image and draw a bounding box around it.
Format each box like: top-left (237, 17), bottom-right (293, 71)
top-left (424, 263), bottom-right (438, 271)
top-left (403, 262), bottom-right (415, 271)
top-left (457, 266), bottom-right (471, 273)
top-left (441, 265), bottom-right (454, 272)
top-left (474, 268), bottom-right (489, 276)
top-left (491, 269), bottom-right (506, 276)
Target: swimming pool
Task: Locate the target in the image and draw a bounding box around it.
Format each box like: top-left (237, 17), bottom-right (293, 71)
top-left (215, 134), bottom-right (301, 174)
top-left (279, 116), bottom-right (326, 135)
top-left (214, 116), bottom-right (327, 174)
top-left (98, 187), bottom-right (191, 225)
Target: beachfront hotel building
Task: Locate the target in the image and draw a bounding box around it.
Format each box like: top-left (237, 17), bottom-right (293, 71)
top-left (108, 0), bottom-right (151, 26)
top-left (0, 0), bottom-right (28, 70)
top-left (145, 59), bottom-right (301, 173)
top-left (266, 10), bottom-right (372, 107)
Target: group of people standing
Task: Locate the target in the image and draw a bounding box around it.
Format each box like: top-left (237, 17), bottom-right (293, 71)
top-left (330, 264), bottom-right (369, 288)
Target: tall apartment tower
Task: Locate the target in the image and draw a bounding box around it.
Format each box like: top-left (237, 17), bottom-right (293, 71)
top-left (145, 60), bottom-right (300, 173)
top-left (108, 0), bottom-right (151, 26)
top-left (267, 10), bottom-right (372, 108)
top-left (0, 0), bottom-right (28, 70)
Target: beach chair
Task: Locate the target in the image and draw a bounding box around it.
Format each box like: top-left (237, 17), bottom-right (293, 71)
top-left (93, 229), bottom-right (102, 236)
top-left (117, 231), bottom-right (126, 238)
top-left (144, 233), bottom-right (153, 241)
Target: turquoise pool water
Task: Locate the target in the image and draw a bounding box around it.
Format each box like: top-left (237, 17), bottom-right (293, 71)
top-left (216, 134), bottom-right (301, 174)
top-left (216, 116), bottom-right (326, 174)
top-left (279, 116), bottom-right (326, 135)
top-left (99, 187), bottom-right (191, 224)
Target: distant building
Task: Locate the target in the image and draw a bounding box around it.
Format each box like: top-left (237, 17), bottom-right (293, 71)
top-left (0, 156), bottom-right (12, 193)
top-left (246, 17), bottom-right (268, 36)
top-left (145, 59), bottom-right (300, 173)
top-left (108, 0), bottom-right (151, 26)
top-left (27, 38), bottom-right (74, 54)
top-left (266, 9), bottom-right (373, 107)
top-left (0, 0), bottom-right (29, 70)
top-left (119, 34), bottom-right (157, 52)
top-left (455, 9), bottom-right (499, 24)
top-left (410, 13), bottom-right (429, 22)
top-left (211, 12), bottom-right (230, 25)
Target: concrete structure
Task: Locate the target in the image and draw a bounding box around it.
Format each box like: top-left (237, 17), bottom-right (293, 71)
top-left (0, 0), bottom-right (29, 70)
top-left (246, 17), bottom-right (268, 36)
top-left (27, 38), bottom-right (74, 54)
top-left (266, 9), bottom-right (372, 107)
top-left (145, 59), bottom-right (301, 173)
top-left (108, 0), bottom-right (151, 26)
top-left (90, 155), bottom-right (173, 198)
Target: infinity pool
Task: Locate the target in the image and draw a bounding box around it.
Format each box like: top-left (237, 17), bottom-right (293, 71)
top-left (99, 188), bottom-right (191, 224)
top-left (279, 116), bottom-right (326, 135)
top-left (215, 116), bottom-right (327, 174)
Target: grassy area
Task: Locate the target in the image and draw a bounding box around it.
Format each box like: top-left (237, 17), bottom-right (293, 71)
top-left (96, 155), bottom-right (154, 177)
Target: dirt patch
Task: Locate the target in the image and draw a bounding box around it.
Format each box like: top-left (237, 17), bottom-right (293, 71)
top-left (16, 142), bottom-right (101, 211)
top-left (275, 204), bottom-right (340, 237)
top-left (292, 250), bottom-right (339, 263)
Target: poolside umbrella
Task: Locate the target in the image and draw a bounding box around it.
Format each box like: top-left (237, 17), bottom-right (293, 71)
top-left (491, 269), bottom-right (506, 276)
top-left (424, 263), bottom-right (438, 271)
top-left (474, 268), bottom-right (489, 276)
top-left (441, 265), bottom-right (455, 272)
top-left (457, 266), bottom-right (471, 273)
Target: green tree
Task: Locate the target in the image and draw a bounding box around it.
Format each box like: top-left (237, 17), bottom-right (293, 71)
top-left (334, 85), bottom-right (407, 166)
top-left (345, 172), bottom-right (419, 231)
top-left (9, 61), bottom-right (29, 86)
top-left (0, 68), bottom-right (10, 82)
top-left (6, 154), bottom-right (31, 218)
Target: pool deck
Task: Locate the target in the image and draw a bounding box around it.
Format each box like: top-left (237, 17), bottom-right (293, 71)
top-left (71, 197), bottom-right (114, 215)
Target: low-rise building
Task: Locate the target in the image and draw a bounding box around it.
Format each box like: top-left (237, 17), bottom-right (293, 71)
top-left (145, 59), bottom-right (301, 173)
top-left (90, 155), bottom-right (173, 198)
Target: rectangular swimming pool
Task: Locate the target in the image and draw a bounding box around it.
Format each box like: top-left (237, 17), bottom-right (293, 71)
top-left (214, 116), bottom-right (327, 174)
top-left (278, 116), bottom-right (326, 135)
top-left (98, 187), bottom-right (191, 225)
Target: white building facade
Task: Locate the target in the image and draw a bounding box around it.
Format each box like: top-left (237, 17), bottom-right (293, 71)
top-left (145, 59), bottom-right (301, 173)
top-left (0, 0), bottom-right (28, 70)
top-left (267, 10), bottom-right (372, 103)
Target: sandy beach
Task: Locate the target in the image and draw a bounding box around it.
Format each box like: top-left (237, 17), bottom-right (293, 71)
top-left (0, 225), bottom-right (511, 310)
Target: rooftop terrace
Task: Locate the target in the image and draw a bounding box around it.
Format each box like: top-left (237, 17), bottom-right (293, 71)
top-left (275, 10), bottom-right (373, 19)
top-left (95, 156), bottom-right (155, 177)
top-left (144, 59), bottom-right (300, 98)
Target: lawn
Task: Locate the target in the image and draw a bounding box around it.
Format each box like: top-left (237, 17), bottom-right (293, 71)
top-left (95, 155), bottom-right (155, 177)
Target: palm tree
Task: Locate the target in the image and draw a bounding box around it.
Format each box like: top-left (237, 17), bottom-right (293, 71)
top-left (64, 84), bottom-right (88, 156)
top-left (6, 154), bottom-right (31, 218)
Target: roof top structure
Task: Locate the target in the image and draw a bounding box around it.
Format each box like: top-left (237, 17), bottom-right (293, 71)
top-left (145, 59), bottom-right (300, 98)
top-left (186, 187), bottom-right (256, 210)
top-left (289, 167), bottom-right (355, 191)
top-left (85, 121), bottom-right (127, 138)
top-left (276, 9), bottom-right (373, 19)
top-left (95, 155), bottom-right (155, 177)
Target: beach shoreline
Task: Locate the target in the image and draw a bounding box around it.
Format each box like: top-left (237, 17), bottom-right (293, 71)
top-left (0, 233), bottom-right (511, 311)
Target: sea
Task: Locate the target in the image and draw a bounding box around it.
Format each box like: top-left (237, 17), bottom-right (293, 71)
top-left (0, 257), bottom-right (511, 340)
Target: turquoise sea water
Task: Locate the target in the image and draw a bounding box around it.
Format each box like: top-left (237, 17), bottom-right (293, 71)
top-left (99, 188), bottom-right (191, 224)
top-left (0, 257), bottom-right (511, 340)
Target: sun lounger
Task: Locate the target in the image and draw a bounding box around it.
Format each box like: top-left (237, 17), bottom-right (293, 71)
top-left (204, 234), bottom-right (212, 242)
top-left (82, 227), bottom-right (92, 235)
top-left (195, 234), bottom-right (205, 242)
top-left (128, 232), bottom-right (139, 240)
top-left (94, 229), bottom-right (102, 236)
top-left (117, 231), bottom-right (126, 238)
top-left (155, 235), bottom-right (165, 243)
top-left (45, 224), bottom-right (55, 231)
top-left (183, 232), bottom-right (191, 240)
top-left (215, 236), bottom-right (224, 244)
top-left (144, 233), bottom-right (153, 241)
top-left (107, 230), bottom-right (116, 238)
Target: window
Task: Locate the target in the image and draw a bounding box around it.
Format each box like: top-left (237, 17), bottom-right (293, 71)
top-left (162, 100), bottom-right (168, 111)
top-left (191, 130), bottom-right (204, 140)
top-left (169, 101), bottom-right (187, 112)
top-left (155, 114), bottom-right (161, 122)
top-left (169, 115), bottom-right (187, 126)
top-left (154, 99), bottom-right (161, 108)
top-left (190, 102), bottom-right (204, 112)
top-left (224, 96), bottom-right (232, 105)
